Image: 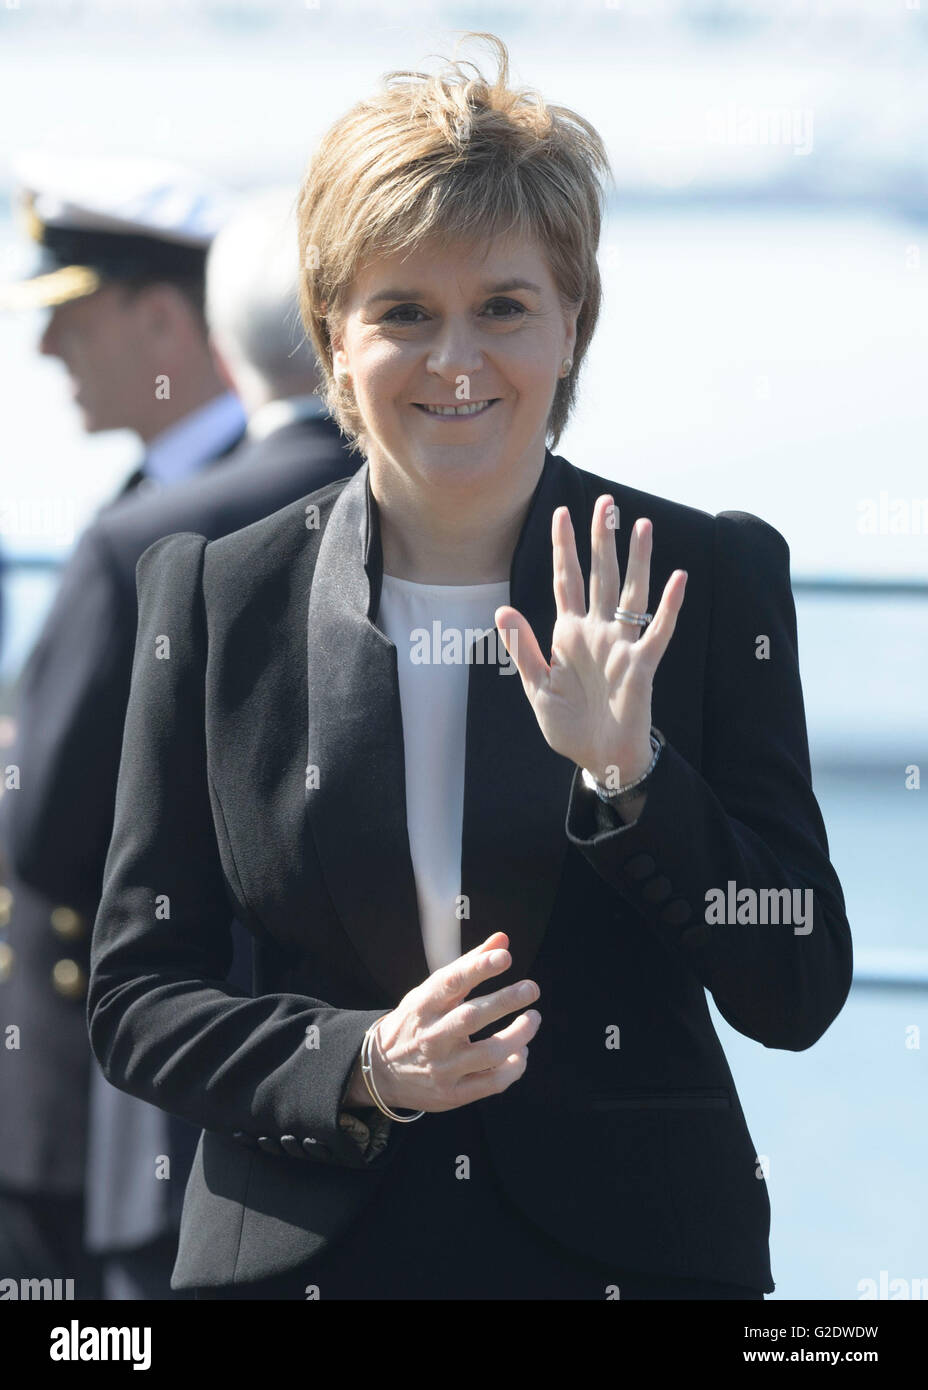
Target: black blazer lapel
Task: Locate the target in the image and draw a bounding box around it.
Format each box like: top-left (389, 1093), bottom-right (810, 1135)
top-left (304, 466), bottom-right (430, 1003)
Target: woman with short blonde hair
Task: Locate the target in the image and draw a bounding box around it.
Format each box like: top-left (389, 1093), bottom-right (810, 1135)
top-left (297, 33), bottom-right (608, 457)
top-left (90, 31), bottom-right (852, 1300)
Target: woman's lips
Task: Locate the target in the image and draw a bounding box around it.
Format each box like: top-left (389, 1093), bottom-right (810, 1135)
top-left (412, 399), bottom-right (499, 419)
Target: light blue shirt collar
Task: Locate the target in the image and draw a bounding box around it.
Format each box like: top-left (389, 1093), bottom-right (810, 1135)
top-left (143, 391), bottom-right (246, 487)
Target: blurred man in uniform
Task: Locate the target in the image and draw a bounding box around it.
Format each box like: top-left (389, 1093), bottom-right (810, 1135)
top-left (0, 177), bottom-right (360, 1299)
top-left (0, 152), bottom-right (245, 1298)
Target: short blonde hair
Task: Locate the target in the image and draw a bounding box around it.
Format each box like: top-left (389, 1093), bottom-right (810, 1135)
top-left (296, 31), bottom-right (612, 457)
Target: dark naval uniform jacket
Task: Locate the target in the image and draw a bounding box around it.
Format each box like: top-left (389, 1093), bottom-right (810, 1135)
top-left (87, 446), bottom-right (853, 1293)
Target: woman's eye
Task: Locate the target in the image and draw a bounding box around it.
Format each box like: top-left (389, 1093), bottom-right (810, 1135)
top-left (484, 298), bottom-right (525, 319)
top-left (382, 304), bottom-right (425, 324)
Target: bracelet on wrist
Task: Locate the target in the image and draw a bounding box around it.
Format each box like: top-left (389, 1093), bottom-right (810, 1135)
top-left (581, 726), bottom-right (665, 805)
top-left (360, 1015), bottom-right (425, 1123)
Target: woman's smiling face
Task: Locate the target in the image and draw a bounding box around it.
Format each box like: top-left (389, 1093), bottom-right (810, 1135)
top-left (330, 232), bottom-right (579, 497)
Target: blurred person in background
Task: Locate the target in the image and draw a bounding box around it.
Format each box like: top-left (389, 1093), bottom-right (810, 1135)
top-left (0, 169), bottom-right (363, 1299)
top-left (88, 33), bottom-right (852, 1301)
top-left (0, 152), bottom-right (246, 1298)
top-left (77, 187), bottom-right (363, 1299)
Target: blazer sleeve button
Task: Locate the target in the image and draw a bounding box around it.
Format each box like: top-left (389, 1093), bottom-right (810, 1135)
top-left (660, 899), bottom-right (693, 925)
top-left (623, 853), bottom-right (656, 881)
top-left (641, 875), bottom-right (674, 904)
top-left (256, 1136), bottom-right (281, 1155)
top-left (279, 1135), bottom-right (304, 1159)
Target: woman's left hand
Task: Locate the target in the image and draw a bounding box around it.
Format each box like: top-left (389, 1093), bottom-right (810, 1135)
top-left (495, 496), bottom-right (687, 786)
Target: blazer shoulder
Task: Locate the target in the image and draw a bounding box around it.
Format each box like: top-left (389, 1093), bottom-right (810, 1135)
top-left (135, 530), bottom-right (209, 602)
top-left (713, 508), bottom-right (791, 565)
top-left (194, 475), bottom-right (350, 625)
top-left (203, 475), bottom-right (346, 571)
top-left (131, 475), bottom-right (349, 631)
top-left (94, 440), bottom-right (354, 604)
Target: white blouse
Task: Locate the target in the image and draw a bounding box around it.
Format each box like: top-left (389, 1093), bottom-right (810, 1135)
top-left (376, 572), bottom-right (511, 974)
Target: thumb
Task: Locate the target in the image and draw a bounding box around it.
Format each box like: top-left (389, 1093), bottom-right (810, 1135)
top-left (475, 932), bottom-right (509, 955)
top-left (494, 605), bottom-right (548, 698)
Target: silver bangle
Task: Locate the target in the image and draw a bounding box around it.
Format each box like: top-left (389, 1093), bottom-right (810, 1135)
top-left (360, 1015), bottom-right (424, 1123)
top-left (581, 727), bottom-right (665, 804)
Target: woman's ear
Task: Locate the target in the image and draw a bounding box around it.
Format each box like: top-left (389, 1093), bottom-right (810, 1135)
top-left (332, 340), bottom-right (352, 383)
top-left (326, 304), bottom-right (351, 380)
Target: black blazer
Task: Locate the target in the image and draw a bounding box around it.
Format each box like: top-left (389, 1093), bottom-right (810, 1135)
top-left (88, 447), bottom-right (853, 1294)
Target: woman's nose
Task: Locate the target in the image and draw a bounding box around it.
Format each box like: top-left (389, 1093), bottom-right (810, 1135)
top-left (425, 317), bottom-right (484, 382)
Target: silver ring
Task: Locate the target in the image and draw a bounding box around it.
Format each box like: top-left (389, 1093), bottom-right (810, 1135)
top-left (614, 607), bottom-right (652, 627)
